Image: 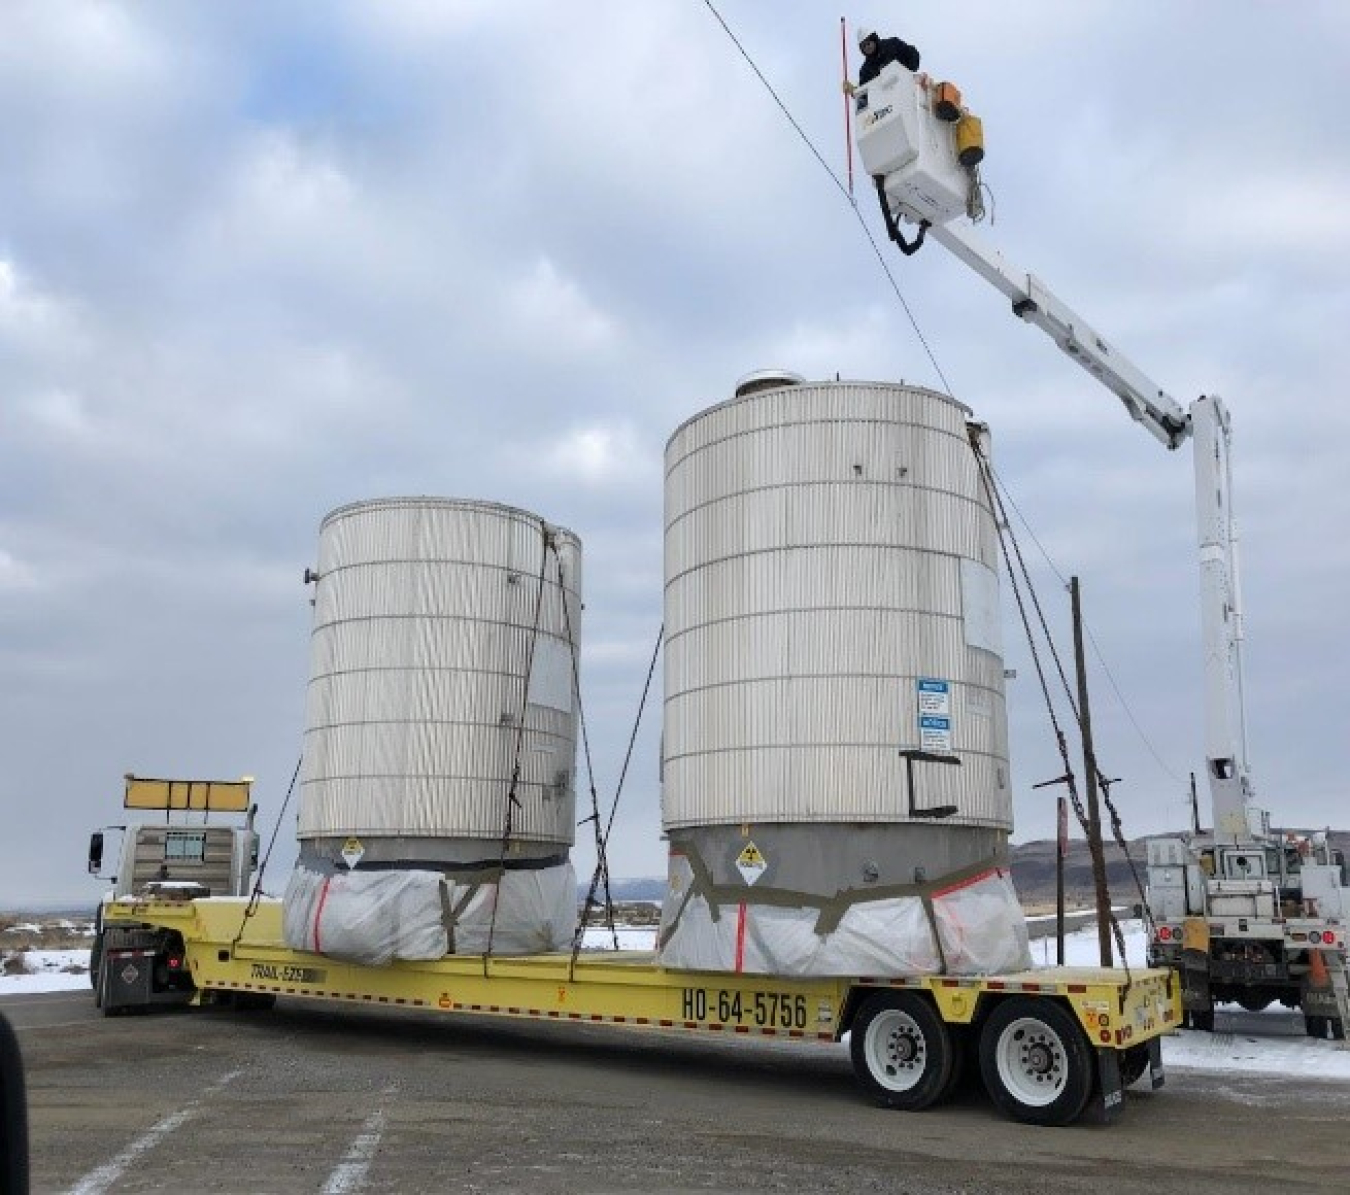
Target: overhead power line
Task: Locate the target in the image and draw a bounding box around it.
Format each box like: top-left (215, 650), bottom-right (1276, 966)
top-left (699, 0), bottom-right (956, 398)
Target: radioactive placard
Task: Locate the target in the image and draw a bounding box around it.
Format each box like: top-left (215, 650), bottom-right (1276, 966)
top-left (341, 837), bottom-right (365, 869)
top-left (735, 841), bottom-right (767, 886)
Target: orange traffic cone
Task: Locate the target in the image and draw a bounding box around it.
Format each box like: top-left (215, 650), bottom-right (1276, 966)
top-left (1308, 948), bottom-right (1330, 989)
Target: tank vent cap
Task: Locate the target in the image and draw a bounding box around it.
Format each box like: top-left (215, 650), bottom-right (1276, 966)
top-left (733, 369), bottom-right (806, 399)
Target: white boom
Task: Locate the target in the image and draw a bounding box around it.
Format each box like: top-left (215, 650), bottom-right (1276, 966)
top-left (854, 61), bottom-right (1260, 841)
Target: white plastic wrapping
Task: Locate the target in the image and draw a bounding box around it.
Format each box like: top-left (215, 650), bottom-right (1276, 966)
top-left (657, 854), bottom-right (1030, 977)
top-left (282, 861), bottom-right (577, 966)
top-left (931, 868), bottom-right (1031, 974)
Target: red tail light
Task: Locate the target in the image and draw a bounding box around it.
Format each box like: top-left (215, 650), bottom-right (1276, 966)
top-left (1158, 926), bottom-right (1172, 942)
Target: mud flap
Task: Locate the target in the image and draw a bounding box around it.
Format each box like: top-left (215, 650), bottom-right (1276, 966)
top-left (1147, 1036), bottom-right (1165, 1090)
top-left (1300, 951), bottom-right (1350, 1024)
top-left (1180, 944), bottom-right (1213, 1025)
top-left (1092, 1048), bottom-right (1124, 1123)
top-left (103, 948), bottom-right (156, 1010)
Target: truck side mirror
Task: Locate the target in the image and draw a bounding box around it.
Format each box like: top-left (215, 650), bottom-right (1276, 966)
top-left (88, 832), bottom-right (105, 875)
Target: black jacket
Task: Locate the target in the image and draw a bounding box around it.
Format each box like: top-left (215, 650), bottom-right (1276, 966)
top-left (859, 36), bottom-right (921, 84)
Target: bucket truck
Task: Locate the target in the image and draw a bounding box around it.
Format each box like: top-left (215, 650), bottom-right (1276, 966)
top-left (853, 60), bottom-right (1349, 1037)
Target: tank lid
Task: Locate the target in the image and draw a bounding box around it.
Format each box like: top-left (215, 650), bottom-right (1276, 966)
top-left (733, 369), bottom-right (806, 399)
top-left (317, 496), bottom-right (579, 547)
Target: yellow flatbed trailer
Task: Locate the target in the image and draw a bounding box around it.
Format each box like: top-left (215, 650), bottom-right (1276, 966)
top-left (100, 897), bottom-right (1180, 1127)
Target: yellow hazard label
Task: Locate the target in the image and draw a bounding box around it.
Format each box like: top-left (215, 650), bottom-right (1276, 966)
top-left (737, 843), bottom-right (766, 868)
top-left (340, 837), bottom-right (365, 869)
top-left (735, 841), bottom-right (768, 887)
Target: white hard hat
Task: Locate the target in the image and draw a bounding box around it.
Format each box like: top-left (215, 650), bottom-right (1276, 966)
top-left (857, 27), bottom-right (878, 48)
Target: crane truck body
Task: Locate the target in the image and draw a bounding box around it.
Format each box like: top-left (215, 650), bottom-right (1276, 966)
top-left (854, 59), bottom-right (1349, 1037)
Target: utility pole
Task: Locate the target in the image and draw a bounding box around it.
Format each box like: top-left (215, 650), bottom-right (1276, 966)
top-left (1056, 795), bottom-right (1067, 965)
top-left (1070, 576), bottom-right (1114, 967)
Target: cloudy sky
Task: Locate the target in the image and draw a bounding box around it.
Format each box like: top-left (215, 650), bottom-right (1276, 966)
top-left (2, 2), bottom-right (1347, 906)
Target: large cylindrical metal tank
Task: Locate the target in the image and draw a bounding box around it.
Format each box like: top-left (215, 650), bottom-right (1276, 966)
top-left (283, 498), bottom-right (582, 963)
top-left (299, 497), bottom-right (581, 860)
top-left (659, 376), bottom-right (1028, 976)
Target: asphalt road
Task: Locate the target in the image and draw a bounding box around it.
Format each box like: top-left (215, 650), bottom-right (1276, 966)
top-left (4, 990), bottom-right (1350, 1194)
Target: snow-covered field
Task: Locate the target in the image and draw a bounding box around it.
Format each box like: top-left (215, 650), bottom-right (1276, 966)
top-left (6, 920), bottom-right (1348, 1083)
top-left (1, 949), bottom-right (92, 994)
top-left (1032, 919), bottom-right (1350, 1081)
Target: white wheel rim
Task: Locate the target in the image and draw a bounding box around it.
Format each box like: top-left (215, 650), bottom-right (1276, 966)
top-left (995, 1016), bottom-right (1068, 1107)
top-left (863, 1008), bottom-right (928, 1092)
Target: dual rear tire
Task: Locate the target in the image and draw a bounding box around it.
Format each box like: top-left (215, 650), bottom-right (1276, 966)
top-left (851, 992), bottom-right (1095, 1126)
top-left (850, 992), bottom-right (956, 1111)
top-left (977, 998), bottom-right (1094, 1126)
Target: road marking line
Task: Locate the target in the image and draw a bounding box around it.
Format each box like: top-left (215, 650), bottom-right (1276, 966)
top-left (11, 1019), bottom-right (102, 1033)
top-left (66, 1069), bottom-right (243, 1195)
top-left (322, 1084), bottom-right (398, 1194)
top-left (0, 994), bottom-right (92, 1007)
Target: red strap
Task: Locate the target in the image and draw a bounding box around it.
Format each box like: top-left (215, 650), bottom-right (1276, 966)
top-left (930, 867), bottom-right (999, 901)
top-left (312, 875), bottom-right (333, 953)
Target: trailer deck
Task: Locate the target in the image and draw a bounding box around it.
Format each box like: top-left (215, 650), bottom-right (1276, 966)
top-left (101, 896), bottom-right (1180, 1126)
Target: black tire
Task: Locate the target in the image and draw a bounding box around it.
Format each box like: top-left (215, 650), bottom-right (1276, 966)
top-left (1305, 1015), bottom-right (1327, 1039)
top-left (850, 991), bottom-right (954, 1111)
top-left (90, 905), bottom-right (106, 992)
top-left (96, 958), bottom-right (120, 1017)
top-left (0, 1013), bottom-right (29, 1195)
top-left (1235, 991), bottom-right (1273, 1013)
top-left (233, 993), bottom-right (277, 1012)
top-left (1117, 1044), bottom-right (1150, 1089)
top-left (1187, 1008), bottom-right (1215, 1032)
top-left (1331, 1019), bottom-right (1346, 1042)
top-left (978, 997), bottom-right (1094, 1127)
top-left (935, 1025), bottom-right (975, 1104)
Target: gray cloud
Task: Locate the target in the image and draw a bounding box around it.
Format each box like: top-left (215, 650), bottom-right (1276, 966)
top-left (2, 2), bottom-right (1346, 904)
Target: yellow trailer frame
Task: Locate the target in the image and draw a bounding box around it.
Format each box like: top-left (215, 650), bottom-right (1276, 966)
top-left (101, 897), bottom-right (1180, 1126)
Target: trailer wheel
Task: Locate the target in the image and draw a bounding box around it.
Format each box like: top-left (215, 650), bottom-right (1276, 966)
top-left (1331, 1019), bottom-right (1346, 1041)
top-left (979, 998), bottom-right (1093, 1126)
top-left (1304, 1015), bottom-right (1327, 1039)
top-left (850, 991), bottom-right (954, 1110)
top-left (935, 1025), bottom-right (973, 1104)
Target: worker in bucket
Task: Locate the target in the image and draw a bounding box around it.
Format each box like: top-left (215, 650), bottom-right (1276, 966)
top-left (847, 26), bottom-right (921, 92)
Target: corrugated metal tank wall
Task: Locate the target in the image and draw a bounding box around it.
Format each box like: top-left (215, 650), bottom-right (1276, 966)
top-left (663, 379), bottom-right (1010, 832)
top-left (298, 498), bottom-right (582, 858)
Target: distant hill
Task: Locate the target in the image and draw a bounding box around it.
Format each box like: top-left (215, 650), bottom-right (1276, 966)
top-left (1009, 838), bottom-right (1153, 908)
top-left (577, 877), bottom-right (665, 903)
top-left (584, 831), bottom-right (1348, 912)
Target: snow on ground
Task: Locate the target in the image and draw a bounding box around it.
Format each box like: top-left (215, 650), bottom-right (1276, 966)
top-left (578, 926), bottom-right (658, 951)
top-left (1035, 918), bottom-right (1350, 1081)
top-left (1, 950), bottom-right (91, 994)
top-left (5, 923), bottom-right (1348, 1084)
